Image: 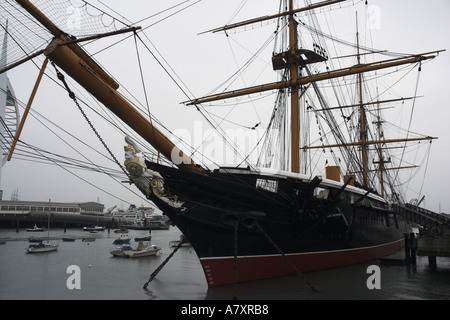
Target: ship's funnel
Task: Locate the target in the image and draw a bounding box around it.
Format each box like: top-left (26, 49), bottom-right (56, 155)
top-left (326, 166), bottom-right (340, 182)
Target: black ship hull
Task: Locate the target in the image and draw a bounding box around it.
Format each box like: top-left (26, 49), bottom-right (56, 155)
top-left (144, 162), bottom-right (410, 287)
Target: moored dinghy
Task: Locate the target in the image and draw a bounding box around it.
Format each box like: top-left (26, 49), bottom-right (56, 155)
top-left (110, 241), bottom-right (161, 258)
top-left (26, 242), bottom-right (58, 253)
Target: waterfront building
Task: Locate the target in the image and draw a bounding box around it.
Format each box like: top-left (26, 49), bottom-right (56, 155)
top-left (0, 200), bottom-right (104, 216)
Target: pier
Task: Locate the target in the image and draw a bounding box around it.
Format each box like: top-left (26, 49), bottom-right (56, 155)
top-left (394, 204), bottom-right (450, 270)
top-left (0, 200), bottom-right (117, 230)
top-left (403, 232), bottom-right (450, 271)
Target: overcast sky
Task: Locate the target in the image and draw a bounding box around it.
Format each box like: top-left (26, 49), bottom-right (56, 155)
top-left (1, 0), bottom-right (449, 214)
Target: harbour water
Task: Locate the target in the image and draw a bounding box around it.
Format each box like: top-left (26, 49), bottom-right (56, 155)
top-left (0, 226), bottom-right (449, 301)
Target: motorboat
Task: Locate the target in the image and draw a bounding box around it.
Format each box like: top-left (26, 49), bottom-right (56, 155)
top-left (110, 242), bottom-right (161, 258)
top-left (83, 225), bottom-right (105, 232)
top-left (110, 244), bottom-right (133, 257)
top-left (26, 242), bottom-right (58, 253)
top-left (27, 224), bottom-right (44, 232)
top-left (125, 243), bottom-right (161, 258)
top-left (134, 235), bottom-right (151, 241)
top-left (113, 234), bottom-right (131, 245)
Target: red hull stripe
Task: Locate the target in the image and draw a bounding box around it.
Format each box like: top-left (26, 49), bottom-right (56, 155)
top-left (200, 239), bottom-right (404, 287)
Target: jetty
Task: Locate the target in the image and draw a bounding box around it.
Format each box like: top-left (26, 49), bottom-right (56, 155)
top-left (391, 204), bottom-right (450, 269)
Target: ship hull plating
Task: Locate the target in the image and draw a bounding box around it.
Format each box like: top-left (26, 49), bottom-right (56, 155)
top-left (145, 162), bottom-right (410, 287)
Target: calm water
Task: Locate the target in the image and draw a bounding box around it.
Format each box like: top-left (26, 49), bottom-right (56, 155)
top-left (0, 227), bottom-right (449, 300)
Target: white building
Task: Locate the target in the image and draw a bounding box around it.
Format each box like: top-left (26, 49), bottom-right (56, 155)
top-left (0, 200), bottom-right (104, 216)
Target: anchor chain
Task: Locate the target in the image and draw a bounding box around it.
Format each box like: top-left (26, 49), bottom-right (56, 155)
top-left (52, 62), bottom-right (131, 181)
top-left (143, 236), bottom-right (186, 289)
top-left (254, 220), bottom-right (318, 292)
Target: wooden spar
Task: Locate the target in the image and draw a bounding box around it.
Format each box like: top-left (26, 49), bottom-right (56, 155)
top-left (57, 27), bottom-right (142, 47)
top-left (0, 49), bottom-right (45, 75)
top-left (183, 53), bottom-right (438, 105)
top-left (200, 0), bottom-right (347, 34)
top-left (44, 39), bottom-right (202, 174)
top-left (0, 27), bottom-right (141, 76)
top-left (15, 0), bottom-right (203, 174)
top-left (349, 165), bottom-right (418, 174)
top-left (312, 96), bottom-right (420, 112)
top-left (301, 136), bottom-right (437, 149)
top-left (7, 57), bottom-right (48, 161)
top-left (288, 0), bottom-right (300, 173)
top-left (356, 14), bottom-right (369, 186)
top-left (375, 100), bottom-right (387, 197)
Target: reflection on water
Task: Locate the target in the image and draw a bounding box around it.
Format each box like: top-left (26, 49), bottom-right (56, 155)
top-left (0, 227), bottom-right (449, 300)
top-left (207, 256), bottom-right (450, 300)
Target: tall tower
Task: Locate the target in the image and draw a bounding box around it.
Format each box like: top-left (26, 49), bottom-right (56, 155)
top-left (0, 22), bottom-right (21, 200)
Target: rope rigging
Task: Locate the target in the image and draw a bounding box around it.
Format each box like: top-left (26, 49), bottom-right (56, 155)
top-left (2, 0), bottom-right (437, 211)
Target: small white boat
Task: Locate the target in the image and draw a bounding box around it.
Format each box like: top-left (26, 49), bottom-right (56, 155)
top-left (114, 228), bottom-right (129, 234)
top-left (26, 210), bottom-right (57, 253)
top-left (110, 242), bottom-right (161, 258)
top-left (113, 234), bottom-right (131, 245)
top-left (125, 242), bottom-right (161, 258)
top-left (26, 242), bottom-right (58, 253)
top-left (110, 244), bottom-right (133, 257)
top-left (134, 235), bottom-right (152, 241)
top-left (83, 225), bottom-right (105, 231)
top-left (27, 224), bottom-right (44, 232)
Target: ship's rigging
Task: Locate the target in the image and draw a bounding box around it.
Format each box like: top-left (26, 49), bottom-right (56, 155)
top-left (0, 0), bottom-right (205, 204)
top-left (0, 0), bottom-right (444, 209)
top-left (182, 0), bottom-right (440, 204)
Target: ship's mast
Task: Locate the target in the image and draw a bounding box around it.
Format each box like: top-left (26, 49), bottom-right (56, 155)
top-left (373, 104), bottom-right (388, 197)
top-left (288, 0), bottom-right (301, 173)
top-left (185, 1), bottom-right (441, 191)
top-left (356, 13), bottom-right (369, 186)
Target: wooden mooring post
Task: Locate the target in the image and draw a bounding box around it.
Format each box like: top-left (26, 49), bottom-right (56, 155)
top-left (404, 233), bottom-right (417, 267)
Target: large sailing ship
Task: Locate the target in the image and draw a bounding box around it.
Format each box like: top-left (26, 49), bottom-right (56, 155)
top-left (1, 0), bottom-right (445, 287)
